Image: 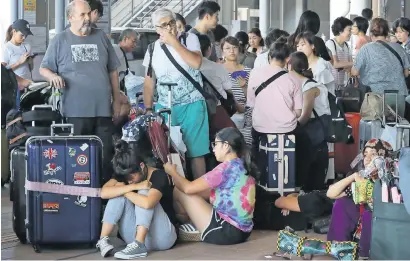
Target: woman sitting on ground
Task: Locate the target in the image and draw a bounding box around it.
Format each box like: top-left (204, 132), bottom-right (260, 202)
top-left (96, 141), bottom-right (177, 260)
top-left (163, 127), bottom-right (257, 245)
top-left (326, 139), bottom-right (393, 259)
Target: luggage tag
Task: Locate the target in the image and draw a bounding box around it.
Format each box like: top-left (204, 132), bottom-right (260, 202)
top-left (381, 182), bottom-right (389, 203)
top-left (350, 153), bottom-right (363, 169)
top-left (391, 187), bottom-right (401, 204)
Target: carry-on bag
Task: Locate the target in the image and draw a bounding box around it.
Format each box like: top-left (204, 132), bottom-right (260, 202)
top-left (10, 146), bottom-right (27, 243)
top-left (258, 134), bottom-right (296, 195)
top-left (370, 181), bottom-right (410, 260)
top-left (334, 113), bottom-right (361, 175)
top-left (25, 124), bottom-right (103, 252)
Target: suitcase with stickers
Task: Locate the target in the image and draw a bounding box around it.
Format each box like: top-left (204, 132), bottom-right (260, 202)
top-left (25, 124), bottom-right (103, 252)
top-left (258, 134), bottom-right (297, 195)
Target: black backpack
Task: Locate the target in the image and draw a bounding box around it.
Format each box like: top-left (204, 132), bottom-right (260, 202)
top-left (1, 65), bottom-right (18, 126)
top-left (305, 79), bottom-right (354, 144)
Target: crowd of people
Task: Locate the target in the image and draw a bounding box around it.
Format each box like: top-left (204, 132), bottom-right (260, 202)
top-left (2, 0), bottom-right (410, 259)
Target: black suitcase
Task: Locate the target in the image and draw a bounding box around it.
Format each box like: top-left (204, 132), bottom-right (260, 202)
top-left (10, 146), bottom-right (27, 243)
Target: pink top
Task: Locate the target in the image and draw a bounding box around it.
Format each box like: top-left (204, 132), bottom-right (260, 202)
top-left (247, 65), bottom-right (303, 133)
top-left (354, 35), bottom-right (371, 56)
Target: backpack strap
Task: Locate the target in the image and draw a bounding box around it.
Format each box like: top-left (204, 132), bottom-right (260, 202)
top-left (119, 47), bottom-right (130, 73)
top-left (147, 42), bottom-right (155, 77)
top-left (255, 71), bottom-right (287, 97)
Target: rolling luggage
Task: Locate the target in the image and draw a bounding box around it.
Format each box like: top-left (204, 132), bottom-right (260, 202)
top-left (258, 134), bottom-right (297, 195)
top-left (334, 113), bottom-right (361, 175)
top-left (10, 146), bottom-right (27, 243)
top-left (25, 124), bottom-right (103, 252)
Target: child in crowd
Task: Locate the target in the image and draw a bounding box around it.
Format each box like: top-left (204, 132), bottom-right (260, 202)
top-left (96, 141), bottom-right (177, 259)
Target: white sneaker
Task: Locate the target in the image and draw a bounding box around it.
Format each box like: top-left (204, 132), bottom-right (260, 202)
top-left (96, 236), bottom-right (114, 257)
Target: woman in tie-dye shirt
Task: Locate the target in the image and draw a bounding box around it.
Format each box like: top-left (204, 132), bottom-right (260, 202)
top-left (164, 127), bottom-right (257, 245)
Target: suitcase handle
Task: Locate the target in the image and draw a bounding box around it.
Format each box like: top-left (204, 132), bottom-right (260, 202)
top-left (50, 124), bottom-right (74, 136)
top-left (31, 105), bottom-right (54, 111)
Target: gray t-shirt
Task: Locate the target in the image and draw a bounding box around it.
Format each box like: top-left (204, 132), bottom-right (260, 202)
top-left (354, 42), bottom-right (409, 95)
top-left (41, 28), bottom-right (120, 117)
top-left (189, 27), bottom-right (217, 62)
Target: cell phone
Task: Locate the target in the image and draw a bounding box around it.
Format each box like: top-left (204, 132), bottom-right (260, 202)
top-left (231, 70), bottom-right (247, 79)
top-left (29, 53), bottom-right (38, 58)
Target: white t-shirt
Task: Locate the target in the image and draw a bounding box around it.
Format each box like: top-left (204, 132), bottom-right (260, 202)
top-left (200, 57), bottom-right (231, 100)
top-left (302, 79), bottom-right (331, 117)
top-left (313, 57), bottom-right (336, 96)
top-left (142, 33), bottom-right (203, 106)
top-left (2, 41), bottom-right (32, 80)
top-left (325, 39), bottom-right (352, 86)
top-left (253, 51), bottom-right (269, 68)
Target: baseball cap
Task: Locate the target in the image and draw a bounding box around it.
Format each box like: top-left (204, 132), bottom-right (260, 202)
top-left (11, 19), bottom-right (33, 37)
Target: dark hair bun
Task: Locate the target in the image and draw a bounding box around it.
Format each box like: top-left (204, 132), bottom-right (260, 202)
top-left (274, 36), bottom-right (288, 45)
top-left (114, 140), bottom-right (128, 154)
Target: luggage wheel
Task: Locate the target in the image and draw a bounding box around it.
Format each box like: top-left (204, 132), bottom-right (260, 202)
top-left (32, 244), bottom-right (41, 253)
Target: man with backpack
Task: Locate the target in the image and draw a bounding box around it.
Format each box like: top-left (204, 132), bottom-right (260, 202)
top-left (189, 1), bottom-right (220, 62)
top-left (143, 8), bottom-right (209, 180)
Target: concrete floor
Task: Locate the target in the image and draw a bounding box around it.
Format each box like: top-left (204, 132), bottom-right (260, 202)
top-left (1, 186), bottom-right (332, 260)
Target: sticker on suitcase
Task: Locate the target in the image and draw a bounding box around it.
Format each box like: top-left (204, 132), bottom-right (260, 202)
top-left (80, 143), bottom-right (89, 151)
top-left (68, 147), bottom-right (76, 157)
top-left (75, 196), bottom-right (88, 207)
top-left (74, 172), bottom-right (90, 185)
top-left (43, 202), bottom-right (60, 213)
top-left (46, 179), bottom-right (64, 185)
top-left (43, 163), bottom-right (62, 176)
top-left (76, 154), bottom-right (88, 166)
top-left (43, 148), bottom-right (58, 159)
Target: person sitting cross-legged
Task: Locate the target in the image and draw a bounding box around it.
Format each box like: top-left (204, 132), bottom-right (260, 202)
top-left (96, 140), bottom-right (177, 259)
top-left (164, 127), bottom-right (257, 245)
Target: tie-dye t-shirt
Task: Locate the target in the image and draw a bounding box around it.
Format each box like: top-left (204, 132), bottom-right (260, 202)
top-left (202, 158), bottom-right (256, 232)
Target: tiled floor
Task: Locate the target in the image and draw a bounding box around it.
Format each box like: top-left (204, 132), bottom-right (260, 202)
top-left (1, 186), bottom-right (331, 260)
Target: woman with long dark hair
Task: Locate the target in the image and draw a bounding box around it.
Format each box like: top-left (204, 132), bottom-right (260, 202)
top-left (288, 10), bottom-right (321, 52)
top-left (247, 28), bottom-right (265, 55)
top-left (96, 141), bottom-right (177, 259)
top-left (164, 127), bottom-right (257, 245)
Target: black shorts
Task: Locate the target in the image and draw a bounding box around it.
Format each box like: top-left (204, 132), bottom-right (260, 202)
top-left (201, 209), bottom-right (251, 245)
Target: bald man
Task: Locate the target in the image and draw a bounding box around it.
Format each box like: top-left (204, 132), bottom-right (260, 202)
top-left (40, 0), bottom-right (121, 184)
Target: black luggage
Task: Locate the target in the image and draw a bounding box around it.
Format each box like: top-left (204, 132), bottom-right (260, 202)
top-left (10, 146), bottom-right (27, 243)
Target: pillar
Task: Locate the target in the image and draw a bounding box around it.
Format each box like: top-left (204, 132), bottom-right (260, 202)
top-left (11, 0), bottom-right (18, 23)
top-left (259, 0), bottom-right (269, 37)
top-left (55, 0), bottom-right (65, 33)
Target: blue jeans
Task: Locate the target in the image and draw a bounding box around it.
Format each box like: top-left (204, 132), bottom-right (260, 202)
top-left (102, 190), bottom-right (177, 250)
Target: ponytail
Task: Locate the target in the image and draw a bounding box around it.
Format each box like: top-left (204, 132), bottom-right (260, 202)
top-left (5, 25), bottom-right (13, 43)
top-left (239, 147), bottom-right (260, 181)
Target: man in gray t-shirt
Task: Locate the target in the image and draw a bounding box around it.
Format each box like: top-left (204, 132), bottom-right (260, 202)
top-left (189, 1), bottom-right (220, 62)
top-left (40, 0), bottom-right (121, 184)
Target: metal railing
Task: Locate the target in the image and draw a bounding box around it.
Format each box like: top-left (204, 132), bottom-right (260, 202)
top-left (114, 0), bottom-right (152, 27)
top-left (139, 0), bottom-right (173, 28)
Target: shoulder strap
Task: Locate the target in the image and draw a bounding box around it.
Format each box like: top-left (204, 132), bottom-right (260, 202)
top-left (119, 47), bottom-right (129, 70)
top-left (160, 44), bottom-right (208, 98)
top-left (255, 71), bottom-right (287, 97)
top-left (147, 42), bottom-right (155, 77)
top-left (377, 40), bottom-right (404, 69)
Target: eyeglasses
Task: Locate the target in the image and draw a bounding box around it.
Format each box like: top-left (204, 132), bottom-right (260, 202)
top-left (155, 19), bottom-right (176, 30)
top-left (223, 46), bottom-right (238, 52)
top-left (211, 141), bottom-right (228, 149)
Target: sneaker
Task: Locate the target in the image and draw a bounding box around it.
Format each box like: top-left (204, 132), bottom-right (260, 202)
top-left (178, 223), bottom-right (201, 242)
top-left (114, 241), bottom-right (148, 259)
top-left (96, 236), bottom-right (114, 258)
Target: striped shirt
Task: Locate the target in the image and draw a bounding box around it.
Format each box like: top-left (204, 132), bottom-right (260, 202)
top-left (326, 39), bottom-right (352, 86)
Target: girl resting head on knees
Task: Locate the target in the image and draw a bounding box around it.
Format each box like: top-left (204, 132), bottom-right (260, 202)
top-left (164, 127), bottom-right (258, 245)
top-left (97, 140), bottom-right (177, 260)
top-left (326, 139), bottom-right (393, 259)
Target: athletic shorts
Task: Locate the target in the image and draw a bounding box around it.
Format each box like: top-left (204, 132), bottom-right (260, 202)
top-left (201, 208), bottom-right (251, 245)
top-left (156, 100), bottom-right (209, 158)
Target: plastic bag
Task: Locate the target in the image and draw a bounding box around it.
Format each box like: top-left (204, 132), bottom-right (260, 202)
top-left (124, 69), bottom-right (144, 104)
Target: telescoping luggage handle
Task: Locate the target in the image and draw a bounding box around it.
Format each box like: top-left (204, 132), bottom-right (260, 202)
top-left (159, 82), bottom-right (177, 150)
top-left (382, 90), bottom-right (399, 125)
top-left (396, 124), bottom-right (410, 151)
top-left (50, 124), bottom-right (74, 136)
